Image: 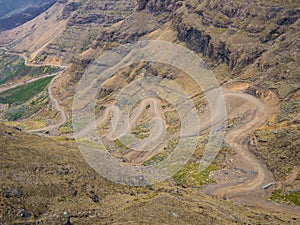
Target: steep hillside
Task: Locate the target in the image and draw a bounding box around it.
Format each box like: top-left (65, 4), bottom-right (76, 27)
top-left (0, 0), bottom-right (56, 31)
top-left (50, 0), bottom-right (299, 207)
top-left (0, 0), bottom-right (135, 65)
top-left (0, 0), bottom-right (299, 223)
top-left (0, 0), bottom-right (52, 18)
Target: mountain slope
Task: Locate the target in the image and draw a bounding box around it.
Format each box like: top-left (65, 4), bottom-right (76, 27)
top-left (0, 0), bottom-right (299, 223)
top-left (0, 0), bottom-right (57, 31)
top-left (0, 0), bottom-right (135, 65)
top-left (0, 124), bottom-right (298, 224)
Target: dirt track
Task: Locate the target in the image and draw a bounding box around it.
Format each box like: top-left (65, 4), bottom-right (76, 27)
top-left (0, 46), bottom-right (68, 68)
top-left (29, 71), bottom-right (68, 133)
top-left (76, 87), bottom-right (299, 217)
top-left (1, 46), bottom-right (299, 216)
top-left (207, 89), bottom-right (300, 217)
top-left (1, 47), bottom-right (68, 132)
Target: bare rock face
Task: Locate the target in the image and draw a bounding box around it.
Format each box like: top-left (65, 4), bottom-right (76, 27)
top-left (176, 23), bottom-right (231, 65)
top-left (136, 0), bottom-right (179, 15)
top-left (135, 0), bottom-right (149, 10)
top-left (61, 2), bottom-right (82, 19)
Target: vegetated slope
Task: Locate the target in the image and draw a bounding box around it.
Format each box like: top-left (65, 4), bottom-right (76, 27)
top-left (0, 124), bottom-right (298, 224)
top-left (0, 76), bottom-right (54, 121)
top-left (0, 0), bottom-right (57, 32)
top-left (0, 49), bottom-right (60, 85)
top-left (0, 75), bottom-right (53, 105)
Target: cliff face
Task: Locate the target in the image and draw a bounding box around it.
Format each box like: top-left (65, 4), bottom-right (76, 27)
top-left (122, 0), bottom-right (299, 99)
top-left (173, 1), bottom-right (299, 93)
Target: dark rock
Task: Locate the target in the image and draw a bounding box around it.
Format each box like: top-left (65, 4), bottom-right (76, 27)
top-left (176, 22), bottom-right (231, 66)
top-left (3, 188), bottom-right (23, 198)
top-left (61, 2), bottom-right (82, 19)
top-left (135, 0), bottom-right (149, 11)
top-left (72, 189), bottom-right (78, 197)
top-left (89, 191), bottom-right (100, 203)
top-left (277, 9), bottom-right (300, 25)
top-left (20, 209), bottom-right (31, 219)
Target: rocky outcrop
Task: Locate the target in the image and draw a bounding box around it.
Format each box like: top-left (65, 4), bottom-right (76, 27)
top-left (61, 2), bottom-right (82, 19)
top-left (95, 11), bottom-right (159, 47)
top-left (135, 0), bottom-right (180, 22)
top-left (176, 22), bottom-right (231, 65)
top-left (135, 0), bottom-right (149, 10)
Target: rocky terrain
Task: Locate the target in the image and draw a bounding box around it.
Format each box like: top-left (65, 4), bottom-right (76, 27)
top-left (0, 0), bottom-right (135, 65)
top-left (0, 0), bottom-right (299, 224)
top-left (0, 124), bottom-right (298, 224)
top-left (54, 0), bottom-right (300, 189)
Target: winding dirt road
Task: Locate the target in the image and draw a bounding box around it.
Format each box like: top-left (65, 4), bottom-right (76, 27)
top-left (28, 71), bottom-right (68, 133)
top-left (0, 46), bottom-right (68, 68)
top-left (213, 90), bottom-right (272, 198)
top-left (205, 90), bottom-right (300, 217)
top-left (1, 46), bottom-right (299, 216)
top-left (1, 47), bottom-right (68, 133)
top-left (76, 87), bottom-right (299, 217)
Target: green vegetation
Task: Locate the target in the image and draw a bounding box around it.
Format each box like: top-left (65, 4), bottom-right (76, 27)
top-left (268, 189), bottom-right (300, 206)
top-left (3, 90), bottom-right (49, 121)
top-left (114, 138), bottom-right (129, 154)
top-left (165, 110), bottom-right (181, 135)
top-left (59, 120), bottom-right (73, 134)
top-left (77, 138), bottom-right (104, 149)
top-left (0, 76), bottom-right (54, 106)
top-left (4, 118), bottom-right (49, 130)
top-left (173, 163), bottom-right (218, 187)
top-left (143, 138), bottom-right (179, 166)
top-left (132, 122), bottom-right (151, 139)
top-left (0, 51), bottom-right (61, 85)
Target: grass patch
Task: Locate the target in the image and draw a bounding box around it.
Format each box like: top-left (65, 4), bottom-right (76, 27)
top-left (268, 189), bottom-right (300, 206)
top-left (143, 138), bottom-right (179, 166)
top-left (114, 138), bottom-right (130, 154)
top-left (59, 120), bottom-right (73, 134)
top-left (0, 52), bottom-right (61, 85)
top-left (0, 76), bottom-right (54, 106)
top-left (77, 138), bottom-right (104, 149)
top-left (173, 163), bottom-right (218, 187)
top-left (132, 122), bottom-right (151, 139)
top-left (3, 90), bottom-right (49, 121)
top-left (4, 118), bottom-right (49, 130)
